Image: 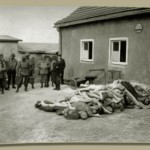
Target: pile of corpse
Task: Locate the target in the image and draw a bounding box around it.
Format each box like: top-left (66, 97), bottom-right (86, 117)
top-left (35, 80), bottom-right (150, 120)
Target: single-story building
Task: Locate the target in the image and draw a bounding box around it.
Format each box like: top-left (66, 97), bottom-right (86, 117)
top-left (54, 6), bottom-right (150, 84)
top-left (0, 35), bottom-right (22, 59)
top-left (18, 42), bottom-right (58, 55)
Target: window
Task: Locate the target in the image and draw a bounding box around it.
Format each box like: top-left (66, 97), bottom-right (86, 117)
top-left (80, 39), bottom-right (94, 62)
top-left (109, 37), bottom-right (128, 65)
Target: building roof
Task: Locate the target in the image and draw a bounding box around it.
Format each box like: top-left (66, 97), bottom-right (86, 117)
top-left (0, 35), bottom-right (22, 42)
top-left (18, 43), bottom-right (58, 54)
top-left (55, 7), bottom-right (150, 28)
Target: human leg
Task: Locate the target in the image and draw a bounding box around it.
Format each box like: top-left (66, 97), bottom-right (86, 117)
top-left (0, 78), bottom-right (4, 94)
top-left (44, 74), bottom-right (48, 87)
top-left (40, 74), bottom-right (44, 88)
top-left (12, 70), bottom-right (16, 88)
top-left (60, 70), bottom-right (64, 84)
top-left (51, 71), bottom-right (54, 87)
top-left (53, 73), bottom-right (57, 90)
top-left (24, 76), bottom-right (29, 91)
top-left (47, 73), bottom-right (50, 87)
top-left (16, 75), bottom-right (23, 92)
top-left (56, 75), bottom-right (60, 90)
top-left (7, 70), bottom-right (11, 89)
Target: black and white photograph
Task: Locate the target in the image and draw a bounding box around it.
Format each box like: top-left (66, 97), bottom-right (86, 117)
top-left (0, 5), bottom-right (150, 144)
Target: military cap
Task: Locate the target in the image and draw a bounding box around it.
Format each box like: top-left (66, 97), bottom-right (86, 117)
top-left (41, 54), bottom-right (46, 58)
top-left (25, 53), bottom-right (30, 56)
top-left (56, 52), bottom-right (61, 56)
top-left (22, 54), bottom-right (26, 58)
top-left (11, 53), bottom-right (15, 57)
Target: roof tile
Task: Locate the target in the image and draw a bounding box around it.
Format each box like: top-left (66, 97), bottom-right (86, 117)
top-left (55, 7), bottom-right (150, 27)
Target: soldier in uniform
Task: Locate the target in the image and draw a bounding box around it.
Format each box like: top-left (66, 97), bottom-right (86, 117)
top-left (25, 53), bottom-right (35, 89)
top-left (7, 53), bottom-right (18, 89)
top-left (45, 56), bottom-right (51, 87)
top-left (38, 54), bottom-right (50, 88)
top-left (16, 55), bottom-right (30, 92)
top-left (53, 54), bottom-right (61, 90)
top-left (57, 53), bottom-right (66, 84)
top-left (0, 54), bottom-right (6, 94)
top-left (50, 56), bottom-right (57, 87)
top-left (3, 56), bottom-right (9, 90)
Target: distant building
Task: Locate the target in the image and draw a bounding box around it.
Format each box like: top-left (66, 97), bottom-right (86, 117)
top-left (0, 35), bottom-right (22, 59)
top-left (18, 42), bottom-right (58, 62)
top-left (55, 7), bottom-right (150, 84)
top-left (0, 35), bottom-right (59, 82)
top-left (18, 43), bottom-right (58, 55)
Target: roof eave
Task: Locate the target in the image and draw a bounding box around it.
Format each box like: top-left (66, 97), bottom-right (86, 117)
top-left (54, 9), bottom-right (150, 28)
top-left (18, 49), bottom-right (58, 55)
top-left (0, 39), bottom-right (22, 42)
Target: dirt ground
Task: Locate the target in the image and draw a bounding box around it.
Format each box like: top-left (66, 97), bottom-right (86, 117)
top-left (0, 83), bottom-right (150, 144)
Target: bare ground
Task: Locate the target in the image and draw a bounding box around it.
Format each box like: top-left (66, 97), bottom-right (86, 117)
top-left (0, 83), bottom-right (150, 144)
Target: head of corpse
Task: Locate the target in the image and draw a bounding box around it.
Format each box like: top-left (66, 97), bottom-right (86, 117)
top-left (111, 85), bottom-right (125, 103)
top-left (106, 79), bottom-right (123, 89)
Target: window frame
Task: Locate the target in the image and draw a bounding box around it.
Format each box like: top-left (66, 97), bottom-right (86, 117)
top-left (109, 37), bottom-right (128, 65)
top-left (80, 39), bottom-right (94, 63)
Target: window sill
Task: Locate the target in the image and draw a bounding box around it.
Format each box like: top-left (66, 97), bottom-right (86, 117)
top-left (80, 59), bottom-right (94, 64)
top-left (110, 62), bottom-right (128, 66)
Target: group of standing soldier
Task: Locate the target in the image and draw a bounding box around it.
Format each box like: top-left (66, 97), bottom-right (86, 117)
top-left (0, 53), bottom-right (35, 94)
top-left (0, 53), bottom-right (18, 94)
top-left (0, 52), bottom-right (66, 94)
top-left (38, 53), bottom-right (66, 91)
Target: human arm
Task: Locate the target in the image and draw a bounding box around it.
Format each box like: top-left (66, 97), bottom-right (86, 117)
top-left (2, 61), bottom-right (6, 71)
top-left (16, 61), bottom-right (21, 76)
top-left (0, 61), bottom-right (6, 72)
top-left (63, 59), bottom-right (66, 69)
top-left (15, 59), bottom-right (18, 69)
top-left (37, 61), bottom-right (41, 69)
top-left (76, 87), bottom-right (91, 92)
top-left (46, 61), bottom-right (50, 69)
top-left (87, 91), bottom-right (103, 100)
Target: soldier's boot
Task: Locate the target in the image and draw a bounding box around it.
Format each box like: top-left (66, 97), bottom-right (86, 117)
top-left (56, 85), bottom-right (60, 91)
top-left (6, 85), bottom-right (10, 90)
top-left (1, 88), bottom-right (4, 94)
top-left (32, 84), bottom-right (34, 89)
top-left (24, 86), bottom-right (28, 92)
top-left (16, 87), bottom-right (19, 93)
top-left (53, 85), bottom-right (57, 90)
top-left (45, 82), bottom-right (49, 88)
top-left (41, 83), bottom-right (43, 88)
top-left (44, 83), bottom-right (47, 87)
top-left (47, 83), bottom-right (49, 87)
top-left (12, 85), bottom-right (16, 89)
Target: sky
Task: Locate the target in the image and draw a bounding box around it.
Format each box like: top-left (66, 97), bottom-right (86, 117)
top-left (0, 6), bottom-right (78, 43)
